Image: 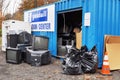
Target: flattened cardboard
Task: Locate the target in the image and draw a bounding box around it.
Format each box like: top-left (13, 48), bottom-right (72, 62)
top-left (104, 35), bottom-right (120, 70)
top-left (106, 36), bottom-right (120, 43)
top-left (76, 31), bottom-right (82, 49)
top-left (106, 44), bottom-right (120, 70)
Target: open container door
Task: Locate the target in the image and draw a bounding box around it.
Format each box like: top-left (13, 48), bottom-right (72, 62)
top-left (57, 9), bottom-right (82, 57)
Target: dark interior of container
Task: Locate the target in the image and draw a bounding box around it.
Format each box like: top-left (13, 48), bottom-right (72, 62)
top-left (57, 10), bottom-right (82, 56)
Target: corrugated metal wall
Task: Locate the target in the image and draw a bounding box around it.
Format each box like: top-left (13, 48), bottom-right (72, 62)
top-left (82, 0), bottom-right (120, 67)
top-left (97, 0), bottom-right (120, 67)
top-left (55, 0), bottom-right (83, 11)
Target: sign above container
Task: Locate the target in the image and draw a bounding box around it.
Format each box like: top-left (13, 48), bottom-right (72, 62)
top-left (24, 4), bottom-right (55, 32)
top-left (84, 12), bottom-right (91, 26)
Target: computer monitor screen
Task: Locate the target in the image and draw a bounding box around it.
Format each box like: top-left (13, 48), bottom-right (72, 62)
top-left (32, 36), bottom-right (49, 50)
top-left (6, 48), bottom-right (21, 64)
top-left (7, 50), bottom-right (17, 61)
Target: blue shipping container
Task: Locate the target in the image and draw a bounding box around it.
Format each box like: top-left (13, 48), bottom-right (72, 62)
top-left (24, 0), bottom-right (120, 67)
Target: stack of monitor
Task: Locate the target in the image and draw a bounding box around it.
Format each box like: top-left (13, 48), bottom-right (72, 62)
top-left (6, 34), bottom-right (51, 66)
top-left (6, 31), bottom-right (32, 64)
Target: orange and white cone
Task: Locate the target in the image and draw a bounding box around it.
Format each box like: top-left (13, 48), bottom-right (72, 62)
top-left (101, 52), bottom-right (112, 76)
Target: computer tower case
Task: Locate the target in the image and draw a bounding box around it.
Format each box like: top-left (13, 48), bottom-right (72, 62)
top-left (7, 34), bottom-right (18, 48)
top-left (6, 48), bottom-right (22, 64)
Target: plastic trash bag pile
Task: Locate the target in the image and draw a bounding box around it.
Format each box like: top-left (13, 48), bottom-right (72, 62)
top-left (62, 45), bottom-right (98, 75)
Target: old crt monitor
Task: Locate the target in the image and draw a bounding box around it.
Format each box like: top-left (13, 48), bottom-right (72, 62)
top-left (18, 31), bottom-right (32, 45)
top-left (32, 36), bottom-right (49, 50)
top-left (6, 48), bottom-right (22, 64)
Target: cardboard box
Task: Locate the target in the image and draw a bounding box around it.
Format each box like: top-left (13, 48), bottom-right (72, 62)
top-left (76, 31), bottom-right (82, 49)
top-left (106, 43), bottom-right (120, 70)
top-left (105, 35), bottom-right (120, 43)
top-left (104, 35), bottom-right (120, 70)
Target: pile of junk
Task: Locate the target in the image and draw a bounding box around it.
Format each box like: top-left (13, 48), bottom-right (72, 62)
top-left (62, 45), bottom-right (98, 75)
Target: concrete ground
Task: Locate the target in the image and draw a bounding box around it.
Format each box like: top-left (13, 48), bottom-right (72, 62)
top-left (0, 50), bottom-right (119, 80)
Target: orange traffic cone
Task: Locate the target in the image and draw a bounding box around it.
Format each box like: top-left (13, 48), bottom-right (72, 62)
top-left (101, 52), bottom-right (112, 76)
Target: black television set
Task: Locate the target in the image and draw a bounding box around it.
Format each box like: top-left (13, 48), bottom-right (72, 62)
top-left (6, 48), bottom-right (22, 64)
top-left (32, 36), bottom-right (49, 50)
top-left (18, 31), bottom-right (32, 45)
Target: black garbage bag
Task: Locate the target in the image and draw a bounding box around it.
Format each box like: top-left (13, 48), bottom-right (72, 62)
top-left (62, 47), bottom-right (83, 75)
top-left (62, 57), bottom-right (82, 75)
top-left (80, 45), bottom-right (88, 53)
top-left (65, 45), bottom-right (88, 62)
top-left (81, 46), bottom-right (98, 73)
top-left (62, 45), bottom-right (98, 74)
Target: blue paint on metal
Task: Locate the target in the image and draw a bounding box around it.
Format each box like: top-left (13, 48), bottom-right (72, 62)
top-left (27, 0), bottom-right (120, 67)
top-left (82, 0), bottom-right (120, 67)
top-left (79, 0), bottom-right (120, 67)
top-left (56, 0), bottom-right (120, 67)
top-left (55, 0), bottom-right (83, 12)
